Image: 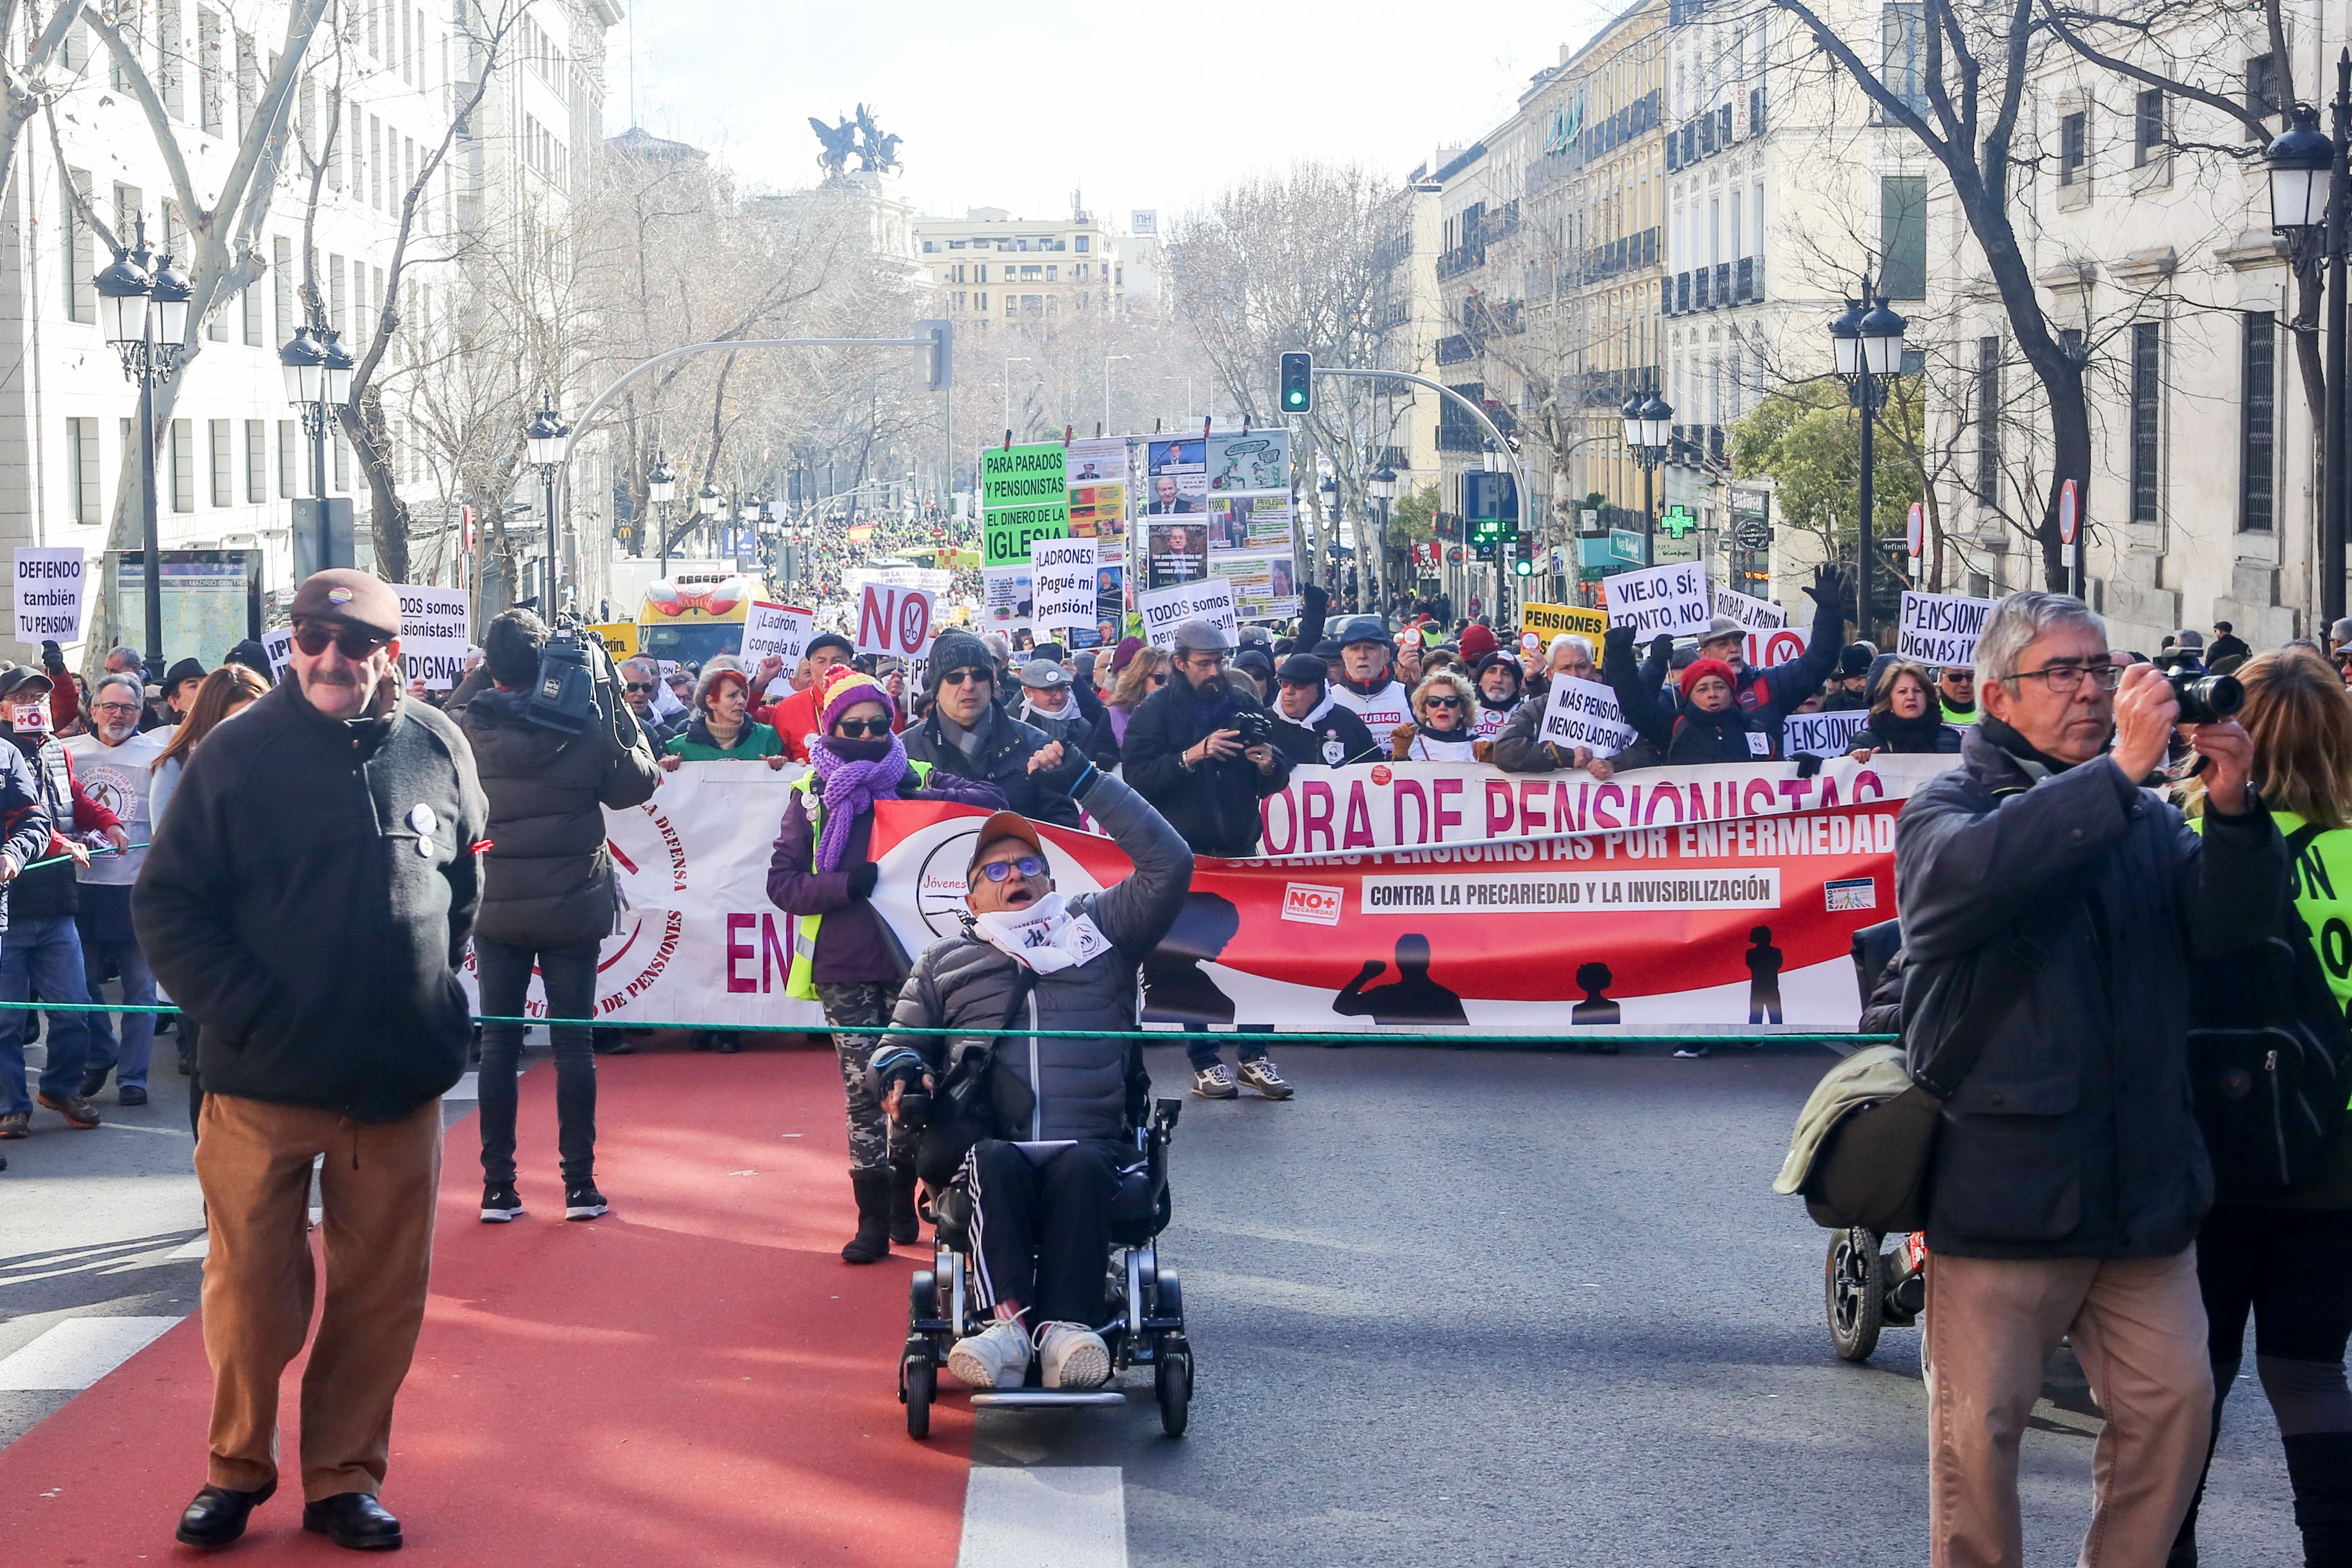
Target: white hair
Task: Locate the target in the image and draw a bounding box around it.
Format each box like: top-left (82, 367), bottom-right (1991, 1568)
top-left (1548, 633), bottom-right (1595, 666)
top-left (1974, 591), bottom-right (2106, 685)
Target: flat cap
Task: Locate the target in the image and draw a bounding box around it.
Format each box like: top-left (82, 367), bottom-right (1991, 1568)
top-left (1335, 616), bottom-right (1389, 647)
top-left (1017, 659), bottom-right (1070, 689)
top-left (289, 569), bottom-right (400, 638)
top-left (1278, 653), bottom-right (1330, 686)
top-left (1699, 615), bottom-right (1743, 642)
top-left (1169, 617), bottom-right (1232, 653)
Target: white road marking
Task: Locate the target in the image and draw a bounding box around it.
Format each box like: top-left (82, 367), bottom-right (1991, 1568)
top-left (0, 1317), bottom-right (180, 1390)
top-left (168, 1236), bottom-right (210, 1260)
top-left (444, 1072), bottom-right (479, 1100)
top-left (957, 1465), bottom-right (1126, 1568)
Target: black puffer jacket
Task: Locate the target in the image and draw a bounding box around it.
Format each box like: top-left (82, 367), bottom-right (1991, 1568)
top-left (1895, 723), bottom-right (2286, 1259)
top-left (1665, 697), bottom-right (1764, 764)
top-left (449, 669), bottom-right (660, 949)
top-left (900, 702), bottom-right (1083, 829)
top-left (133, 679), bottom-right (487, 1122)
top-left (1120, 671), bottom-right (1293, 857)
top-left (866, 772), bottom-right (1191, 1141)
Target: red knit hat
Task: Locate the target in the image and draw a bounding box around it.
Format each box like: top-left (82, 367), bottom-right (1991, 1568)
top-left (1678, 657), bottom-right (1739, 697)
top-left (1459, 623), bottom-right (1499, 663)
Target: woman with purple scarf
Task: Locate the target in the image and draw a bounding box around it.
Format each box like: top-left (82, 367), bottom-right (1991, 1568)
top-left (767, 671), bottom-right (1006, 1263)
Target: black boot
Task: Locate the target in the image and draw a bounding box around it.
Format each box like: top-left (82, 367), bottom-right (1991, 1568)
top-left (842, 1170), bottom-right (892, 1264)
top-left (888, 1167), bottom-right (921, 1246)
top-left (2286, 1432), bottom-right (2352, 1568)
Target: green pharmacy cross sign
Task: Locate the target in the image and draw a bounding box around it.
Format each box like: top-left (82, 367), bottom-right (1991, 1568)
top-left (1658, 505), bottom-right (1698, 540)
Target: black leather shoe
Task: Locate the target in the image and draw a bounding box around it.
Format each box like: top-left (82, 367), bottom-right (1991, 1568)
top-left (119, 1085), bottom-right (148, 1107)
top-left (176, 1481), bottom-right (275, 1547)
top-left (302, 1492), bottom-right (402, 1550)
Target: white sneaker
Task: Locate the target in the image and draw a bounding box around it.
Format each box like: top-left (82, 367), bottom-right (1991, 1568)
top-left (1192, 1064), bottom-right (1238, 1098)
top-left (946, 1319), bottom-right (1032, 1389)
top-left (1673, 1046), bottom-right (1711, 1059)
top-left (1036, 1321), bottom-right (1111, 1389)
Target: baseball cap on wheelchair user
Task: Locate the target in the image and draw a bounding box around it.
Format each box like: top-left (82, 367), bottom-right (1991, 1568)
top-left (967, 811), bottom-right (1046, 881)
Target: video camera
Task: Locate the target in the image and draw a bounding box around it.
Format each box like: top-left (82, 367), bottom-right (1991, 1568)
top-left (525, 612), bottom-right (620, 736)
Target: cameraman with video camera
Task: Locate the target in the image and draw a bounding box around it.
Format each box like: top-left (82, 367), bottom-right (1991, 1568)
top-left (1120, 618), bottom-right (1291, 860)
top-left (449, 609), bottom-right (659, 1224)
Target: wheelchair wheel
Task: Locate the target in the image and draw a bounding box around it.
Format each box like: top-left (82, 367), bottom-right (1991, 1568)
top-left (1155, 1340), bottom-right (1192, 1438)
top-left (1825, 1226), bottom-right (1885, 1363)
top-left (903, 1345), bottom-right (936, 1441)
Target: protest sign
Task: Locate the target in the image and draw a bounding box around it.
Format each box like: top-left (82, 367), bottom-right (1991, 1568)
top-left (1749, 624), bottom-right (1812, 669)
top-left (262, 626), bottom-right (294, 682)
top-left (739, 601), bottom-right (813, 667)
top-left (394, 585), bottom-right (470, 689)
top-left (1210, 548), bottom-right (1300, 622)
top-left (1066, 437), bottom-right (1128, 538)
top-left (1521, 602), bottom-right (1607, 645)
top-left (980, 442), bottom-right (1069, 566)
top-left (1204, 430), bottom-right (1290, 495)
top-left (1146, 519), bottom-right (1209, 589)
top-left (1030, 536), bottom-right (1098, 637)
top-left (981, 565), bottom-right (1033, 634)
top-left (1898, 591), bottom-right (1998, 667)
top-left (1538, 677), bottom-right (1639, 758)
top-left (1137, 576), bottom-right (1239, 645)
top-left (1605, 562), bottom-right (1711, 638)
top-left (1713, 585), bottom-right (1784, 632)
top-left (855, 584), bottom-right (938, 660)
top-left (13, 548), bottom-right (88, 643)
top-left (1782, 709), bottom-right (1868, 758)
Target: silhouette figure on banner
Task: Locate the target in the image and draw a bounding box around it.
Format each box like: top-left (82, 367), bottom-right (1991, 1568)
top-left (1332, 934), bottom-right (1467, 1026)
top-left (1745, 926), bottom-right (1784, 1025)
top-left (1570, 962), bottom-right (1621, 1025)
top-left (1141, 892), bottom-right (1242, 1027)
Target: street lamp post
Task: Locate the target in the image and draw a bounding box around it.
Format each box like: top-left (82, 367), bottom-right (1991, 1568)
top-left (1621, 393), bottom-right (1672, 567)
top-left (2269, 74), bottom-right (2350, 622)
top-left (278, 325), bottom-right (327, 497)
top-left (647, 456), bottom-right (675, 573)
top-left (526, 398), bottom-right (570, 615)
top-left (95, 218), bottom-right (189, 684)
top-left (1369, 463), bottom-right (1398, 611)
top-left (1828, 280), bottom-right (1908, 638)
top-left (695, 482), bottom-right (721, 558)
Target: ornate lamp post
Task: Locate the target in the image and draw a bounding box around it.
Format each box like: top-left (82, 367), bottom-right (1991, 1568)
top-left (2270, 88), bottom-right (2348, 621)
top-left (1621, 393), bottom-right (1673, 566)
top-left (646, 456), bottom-right (676, 571)
top-left (526, 398), bottom-right (570, 614)
top-left (1829, 283), bottom-right (1907, 636)
top-left (95, 220), bottom-right (187, 684)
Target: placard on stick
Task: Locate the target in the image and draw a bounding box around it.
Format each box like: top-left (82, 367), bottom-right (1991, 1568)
top-left (1898, 591), bottom-right (1998, 667)
top-left (739, 601), bottom-right (813, 667)
top-left (13, 548), bottom-right (88, 644)
top-left (394, 585), bottom-right (470, 689)
top-left (1030, 536), bottom-right (1098, 638)
top-left (1537, 677), bottom-right (1638, 758)
top-left (1137, 577), bottom-right (1239, 645)
top-left (855, 583), bottom-right (938, 660)
top-left (1605, 562), bottom-right (1711, 639)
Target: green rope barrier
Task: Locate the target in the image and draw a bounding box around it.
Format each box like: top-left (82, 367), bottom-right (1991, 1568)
top-left (0, 999), bottom-right (1890, 1047)
top-left (15, 841), bottom-right (151, 874)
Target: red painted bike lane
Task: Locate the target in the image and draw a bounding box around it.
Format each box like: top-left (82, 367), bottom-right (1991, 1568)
top-left (0, 1046), bottom-right (972, 1564)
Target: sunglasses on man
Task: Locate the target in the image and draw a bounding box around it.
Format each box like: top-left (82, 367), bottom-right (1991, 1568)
top-left (941, 666), bottom-right (992, 687)
top-left (624, 681), bottom-right (657, 694)
top-left (292, 621), bottom-right (394, 659)
top-left (830, 717), bottom-right (892, 738)
top-left (971, 854), bottom-right (1047, 883)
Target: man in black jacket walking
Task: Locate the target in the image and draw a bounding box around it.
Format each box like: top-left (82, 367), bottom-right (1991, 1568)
top-left (901, 629), bottom-right (1083, 829)
top-left (1894, 590), bottom-right (2283, 1568)
top-left (450, 610), bottom-right (658, 1225)
top-left (134, 570), bottom-right (487, 1554)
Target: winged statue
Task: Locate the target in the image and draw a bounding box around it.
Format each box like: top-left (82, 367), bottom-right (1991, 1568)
top-left (809, 115), bottom-right (857, 178)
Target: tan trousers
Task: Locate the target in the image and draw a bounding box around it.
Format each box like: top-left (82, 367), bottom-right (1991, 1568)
top-left (1927, 1247), bottom-right (2213, 1568)
top-left (193, 1092), bottom-right (441, 1501)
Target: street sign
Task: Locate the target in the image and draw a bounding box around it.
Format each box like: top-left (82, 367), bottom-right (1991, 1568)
top-left (2058, 478), bottom-right (2079, 546)
top-left (1609, 529), bottom-right (1645, 563)
top-left (1907, 501), bottom-right (1925, 559)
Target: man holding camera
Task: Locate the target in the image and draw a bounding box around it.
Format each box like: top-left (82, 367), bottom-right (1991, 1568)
top-left (864, 764), bottom-right (1191, 1392)
top-left (450, 611), bottom-right (659, 1224)
top-left (1895, 590), bottom-right (2285, 1568)
top-left (1120, 618), bottom-right (1291, 860)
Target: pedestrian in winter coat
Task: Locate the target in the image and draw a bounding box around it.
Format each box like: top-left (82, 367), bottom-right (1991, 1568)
top-left (1389, 668), bottom-right (1485, 762)
top-left (1820, 643), bottom-right (1877, 711)
top-left (0, 732), bottom-right (54, 1140)
top-left (1894, 590), bottom-right (2284, 1568)
top-left (661, 661), bottom-right (788, 765)
top-left (1487, 696), bottom-right (1624, 777)
top-left (134, 570), bottom-right (488, 1553)
top-left (1661, 658), bottom-right (1765, 764)
top-left (618, 658), bottom-right (688, 750)
top-left (901, 628), bottom-right (1085, 829)
top-left (1845, 662), bottom-right (1963, 759)
top-left (1014, 660), bottom-right (1116, 768)
top-left (864, 767), bottom-right (1192, 1394)
top-left (1120, 616), bottom-right (1292, 857)
top-left (1266, 653), bottom-right (1381, 768)
top-left (450, 610), bottom-right (660, 1226)
top-left (750, 632), bottom-right (858, 760)
top-left (1102, 645), bottom-right (1169, 749)
top-left (1687, 564), bottom-right (1851, 754)
top-left (64, 672), bottom-right (169, 1107)
top-left (768, 671), bottom-right (1005, 1264)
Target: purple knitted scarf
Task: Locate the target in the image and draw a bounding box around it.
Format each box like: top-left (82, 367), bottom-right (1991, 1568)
top-left (810, 733), bottom-right (909, 872)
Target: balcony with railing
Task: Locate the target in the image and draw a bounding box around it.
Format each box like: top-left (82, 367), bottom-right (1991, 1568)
top-left (1437, 244), bottom-right (1484, 281)
top-left (1435, 334), bottom-right (1476, 366)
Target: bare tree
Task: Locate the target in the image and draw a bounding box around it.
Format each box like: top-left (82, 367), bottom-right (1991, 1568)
top-left (0, 0), bottom-right (90, 208)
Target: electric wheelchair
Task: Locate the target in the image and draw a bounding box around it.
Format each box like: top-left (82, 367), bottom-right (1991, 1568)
top-left (898, 1097), bottom-right (1193, 1439)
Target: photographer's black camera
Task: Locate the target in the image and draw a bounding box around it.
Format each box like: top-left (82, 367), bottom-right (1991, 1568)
top-left (1232, 708), bottom-right (1273, 749)
top-left (2166, 659), bottom-right (2243, 725)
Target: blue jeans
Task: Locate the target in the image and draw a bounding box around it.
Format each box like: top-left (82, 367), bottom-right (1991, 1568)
top-left (80, 932), bottom-right (157, 1090)
top-left (0, 916), bottom-right (95, 1114)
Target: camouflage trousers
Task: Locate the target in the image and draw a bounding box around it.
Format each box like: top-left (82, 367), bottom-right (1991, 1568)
top-left (817, 982), bottom-right (912, 1176)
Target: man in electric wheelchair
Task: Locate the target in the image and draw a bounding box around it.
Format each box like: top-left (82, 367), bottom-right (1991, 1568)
top-left (866, 760), bottom-right (1192, 1397)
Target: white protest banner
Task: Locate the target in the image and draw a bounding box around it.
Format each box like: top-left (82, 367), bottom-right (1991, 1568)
top-left (1713, 585), bottom-right (1784, 632)
top-left (980, 565), bottom-right (1032, 633)
top-left (262, 626), bottom-right (294, 683)
top-left (13, 548), bottom-right (88, 644)
top-left (1029, 535), bottom-right (1098, 637)
top-left (1898, 591), bottom-right (1998, 667)
top-left (394, 585), bottom-right (471, 689)
top-left (1750, 623), bottom-right (1812, 669)
top-left (855, 583), bottom-right (938, 660)
top-left (1137, 576), bottom-right (1239, 645)
top-left (739, 601), bottom-right (813, 667)
top-left (1606, 562), bottom-right (1711, 638)
top-left (1782, 708), bottom-right (1869, 758)
top-left (1537, 677), bottom-right (1638, 758)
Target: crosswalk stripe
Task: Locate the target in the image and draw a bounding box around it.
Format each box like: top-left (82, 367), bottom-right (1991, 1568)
top-left (445, 1072), bottom-right (479, 1100)
top-left (957, 1465), bottom-right (1126, 1568)
top-left (0, 1318), bottom-right (180, 1391)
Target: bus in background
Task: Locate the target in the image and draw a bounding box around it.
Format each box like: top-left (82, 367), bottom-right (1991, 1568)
top-left (636, 567), bottom-right (765, 669)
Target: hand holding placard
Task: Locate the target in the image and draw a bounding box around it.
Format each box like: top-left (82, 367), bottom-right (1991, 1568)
top-left (1537, 677), bottom-right (1638, 758)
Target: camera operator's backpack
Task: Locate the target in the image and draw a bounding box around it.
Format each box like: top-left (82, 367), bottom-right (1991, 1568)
top-left (2186, 823), bottom-right (2352, 1198)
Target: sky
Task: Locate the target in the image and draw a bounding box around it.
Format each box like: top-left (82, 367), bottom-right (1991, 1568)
top-left (613, 0), bottom-right (1623, 225)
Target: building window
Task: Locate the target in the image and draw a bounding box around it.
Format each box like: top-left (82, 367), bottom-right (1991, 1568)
top-left (333, 425), bottom-right (349, 492)
top-left (278, 419), bottom-right (297, 497)
top-left (209, 419), bottom-right (231, 505)
top-left (198, 8), bottom-right (222, 133)
top-left (241, 274), bottom-right (261, 344)
top-left (2247, 54), bottom-right (2281, 127)
top-left (273, 236), bottom-right (293, 342)
top-left (1882, 3), bottom-right (1927, 114)
top-left (1879, 175), bottom-right (1927, 299)
top-left (170, 420), bottom-right (194, 512)
top-left (64, 168), bottom-right (94, 323)
top-left (2240, 311), bottom-right (2275, 532)
top-left (66, 418), bottom-right (99, 525)
top-left (245, 419), bottom-right (266, 501)
top-left (2134, 89), bottom-right (2164, 167)
top-left (2059, 111), bottom-right (2087, 186)
top-left (1975, 336), bottom-right (2001, 503)
top-left (2130, 321), bottom-right (2161, 525)
top-left (329, 254), bottom-right (346, 336)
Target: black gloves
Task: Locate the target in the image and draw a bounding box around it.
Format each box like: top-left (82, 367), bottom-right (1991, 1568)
top-left (1303, 582), bottom-right (1329, 615)
top-left (39, 641), bottom-right (64, 672)
top-left (1648, 634), bottom-right (1674, 664)
top-left (1604, 623), bottom-right (1636, 658)
top-left (848, 862), bottom-right (880, 899)
top-left (1804, 565), bottom-right (1853, 620)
